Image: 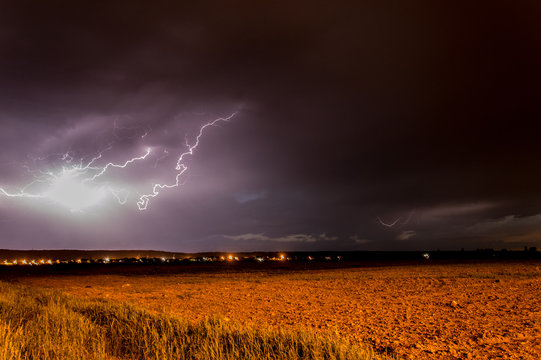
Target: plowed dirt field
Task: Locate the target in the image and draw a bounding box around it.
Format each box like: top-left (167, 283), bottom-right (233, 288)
top-left (20, 262), bottom-right (541, 359)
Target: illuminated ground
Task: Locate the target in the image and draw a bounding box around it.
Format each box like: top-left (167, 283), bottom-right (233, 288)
top-left (19, 262), bottom-right (541, 359)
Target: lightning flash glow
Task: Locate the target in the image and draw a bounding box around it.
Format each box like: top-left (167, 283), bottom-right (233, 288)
top-left (0, 112), bottom-right (237, 212)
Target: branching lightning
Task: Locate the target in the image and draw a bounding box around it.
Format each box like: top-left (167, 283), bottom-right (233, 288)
top-left (0, 148), bottom-right (151, 211)
top-left (0, 111), bottom-right (237, 212)
top-left (137, 111), bottom-right (237, 210)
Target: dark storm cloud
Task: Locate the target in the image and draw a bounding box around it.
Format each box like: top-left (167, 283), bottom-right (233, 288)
top-left (0, 1), bottom-right (540, 250)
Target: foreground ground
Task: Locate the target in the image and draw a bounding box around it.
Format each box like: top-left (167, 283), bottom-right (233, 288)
top-left (0, 282), bottom-right (379, 360)
top-left (16, 262), bottom-right (541, 359)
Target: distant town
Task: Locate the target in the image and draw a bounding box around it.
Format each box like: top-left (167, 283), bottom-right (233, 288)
top-left (1, 253), bottom-right (303, 266)
top-left (0, 247), bottom-right (538, 267)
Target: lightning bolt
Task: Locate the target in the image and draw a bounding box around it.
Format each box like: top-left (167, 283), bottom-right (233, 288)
top-left (137, 111), bottom-right (237, 210)
top-left (85, 147), bottom-right (151, 182)
top-left (0, 111), bottom-right (238, 212)
top-left (376, 209), bottom-right (417, 228)
top-left (376, 216), bottom-right (401, 228)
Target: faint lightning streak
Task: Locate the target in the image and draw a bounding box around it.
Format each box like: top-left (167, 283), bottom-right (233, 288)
top-left (109, 188), bottom-right (130, 205)
top-left (0, 187), bottom-right (45, 199)
top-left (153, 149), bottom-right (169, 168)
top-left (0, 175), bottom-right (51, 199)
top-left (377, 216), bottom-right (401, 228)
top-left (113, 119), bottom-right (152, 140)
top-left (137, 111), bottom-right (237, 210)
top-left (84, 146), bottom-right (111, 168)
top-left (401, 209), bottom-right (416, 226)
top-left (61, 152), bottom-right (73, 163)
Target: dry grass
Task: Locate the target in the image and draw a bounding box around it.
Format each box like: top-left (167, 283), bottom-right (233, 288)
top-left (0, 281), bottom-right (385, 360)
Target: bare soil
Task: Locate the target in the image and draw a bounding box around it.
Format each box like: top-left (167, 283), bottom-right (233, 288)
top-left (17, 262), bottom-right (541, 359)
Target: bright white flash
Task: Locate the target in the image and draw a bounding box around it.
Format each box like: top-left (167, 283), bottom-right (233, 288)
top-left (0, 112), bottom-right (237, 212)
top-left (46, 169), bottom-right (107, 211)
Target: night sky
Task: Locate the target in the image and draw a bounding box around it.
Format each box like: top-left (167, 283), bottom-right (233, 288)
top-left (1, 1), bottom-right (540, 251)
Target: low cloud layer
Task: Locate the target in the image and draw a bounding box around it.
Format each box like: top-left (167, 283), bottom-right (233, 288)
top-left (224, 233), bottom-right (338, 243)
